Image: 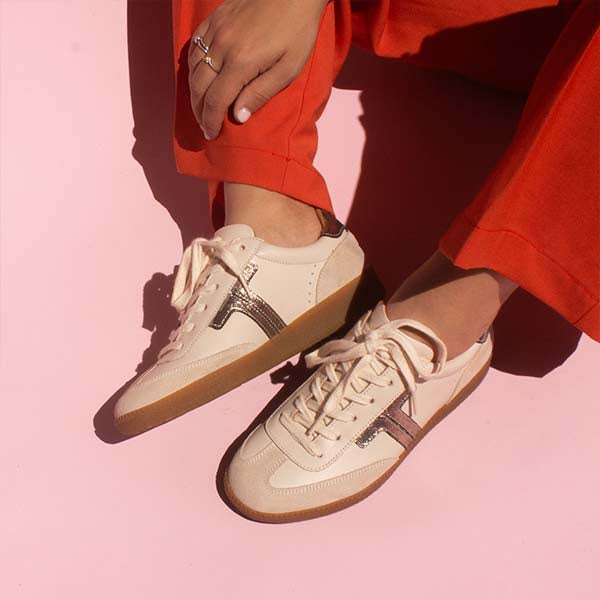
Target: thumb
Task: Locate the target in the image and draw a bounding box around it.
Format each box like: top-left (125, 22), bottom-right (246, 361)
top-left (232, 57), bottom-right (299, 124)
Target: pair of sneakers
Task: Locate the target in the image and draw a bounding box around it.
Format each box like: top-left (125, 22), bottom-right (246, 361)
top-left (114, 213), bottom-right (492, 523)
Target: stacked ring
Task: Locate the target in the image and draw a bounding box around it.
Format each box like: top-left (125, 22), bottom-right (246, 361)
top-left (193, 35), bottom-right (210, 54)
top-left (193, 35), bottom-right (220, 73)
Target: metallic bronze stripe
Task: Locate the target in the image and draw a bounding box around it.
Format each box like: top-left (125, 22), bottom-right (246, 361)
top-left (378, 415), bottom-right (414, 448)
top-left (355, 417), bottom-right (386, 449)
top-left (356, 415), bottom-right (413, 449)
top-left (209, 263), bottom-right (287, 339)
top-left (386, 402), bottom-right (421, 438)
top-left (355, 390), bottom-right (421, 449)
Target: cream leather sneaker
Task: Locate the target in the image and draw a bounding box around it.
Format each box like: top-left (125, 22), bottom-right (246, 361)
top-left (224, 302), bottom-right (492, 522)
top-left (114, 214), bottom-right (365, 436)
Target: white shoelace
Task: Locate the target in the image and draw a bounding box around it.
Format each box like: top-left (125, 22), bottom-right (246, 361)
top-left (282, 309), bottom-right (448, 456)
top-left (158, 236), bottom-right (249, 359)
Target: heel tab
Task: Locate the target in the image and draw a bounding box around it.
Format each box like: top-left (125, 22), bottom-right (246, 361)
top-left (316, 208), bottom-right (345, 238)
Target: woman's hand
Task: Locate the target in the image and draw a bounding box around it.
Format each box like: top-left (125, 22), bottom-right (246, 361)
top-left (188, 0), bottom-right (329, 140)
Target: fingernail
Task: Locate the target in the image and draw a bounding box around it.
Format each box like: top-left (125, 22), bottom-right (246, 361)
top-left (236, 107), bottom-right (251, 123)
top-left (202, 128), bottom-right (212, 141)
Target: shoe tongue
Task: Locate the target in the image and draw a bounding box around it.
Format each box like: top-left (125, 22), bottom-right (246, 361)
top-left (366, 302), bottom-right (390, 330)
top-left (404, 333), bottom-right (436, 363)
top-left (367, 302), bottom-right (436, 362)
top-left (214, 224), bottom-right (255, 244)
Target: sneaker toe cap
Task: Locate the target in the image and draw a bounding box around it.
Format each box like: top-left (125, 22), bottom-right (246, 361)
top-left (113, 345), bottom-right (256, 420)
top-left (225, 425), bottom-right (397, 521)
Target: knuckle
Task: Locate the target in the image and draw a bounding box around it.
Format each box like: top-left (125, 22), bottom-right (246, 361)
top-left (226, 46), bottom-right (250, 67)
top-left (212, 26), bottom-right (233, 49)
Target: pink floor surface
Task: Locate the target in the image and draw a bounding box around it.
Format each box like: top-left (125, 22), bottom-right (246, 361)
top-left (2, 3), bottom-right (599, 599)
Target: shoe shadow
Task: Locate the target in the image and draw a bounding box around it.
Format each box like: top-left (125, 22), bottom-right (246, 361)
top-left (94, 1), bottom-right (212, 443)
top-left (93, 271), bottom-right (179, 443)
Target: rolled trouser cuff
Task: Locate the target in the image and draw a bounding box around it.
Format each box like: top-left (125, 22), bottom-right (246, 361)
top-left (175, 142), bottom-right (334, 225)
top-left (440, 212), bottom-right (600, 342)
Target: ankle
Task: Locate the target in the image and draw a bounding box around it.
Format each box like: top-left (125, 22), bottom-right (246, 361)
top-left (224, 183), bottom-right (322, 247)
top-left (386, 252), bottom-right (516, 359)
top-left (386, 298), bottom-right (491, 359)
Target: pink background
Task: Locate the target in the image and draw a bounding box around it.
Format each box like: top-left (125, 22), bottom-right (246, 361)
top-left (2, 2), bottom-right (599, 598)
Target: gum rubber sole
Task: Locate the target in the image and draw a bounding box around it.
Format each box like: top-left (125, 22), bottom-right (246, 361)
top-left (114, 275), bottom-right (366, 437)
top-left (223, 356), bottom-right (492, 523)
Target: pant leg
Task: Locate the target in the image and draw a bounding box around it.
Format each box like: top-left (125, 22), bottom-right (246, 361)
top-left (351, 0), bottom-right (576, 92)
top-left (172, 1), bottom-right (599, 341)
top-left (439, 1), bottom-right (600, 341)
top-left (353, 1), bottom-right (600, 341)
top-left (171, 0), bottom-right (556, 216)
top-left (171, 0), bottom-right (356, 222)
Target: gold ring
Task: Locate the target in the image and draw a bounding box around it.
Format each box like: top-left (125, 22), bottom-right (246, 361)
top-left (203, 54), bottom-right (220, 74)
top-left (193, 35), bottom-right (210, 54)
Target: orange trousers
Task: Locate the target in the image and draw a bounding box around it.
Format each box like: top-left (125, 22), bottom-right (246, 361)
top-left (172, 0), bottom-right (600, 342)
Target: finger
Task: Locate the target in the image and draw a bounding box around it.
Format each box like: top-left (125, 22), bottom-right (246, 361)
top-left (187, 21), bottom-right (219, 132)
top-left (201, 62), bottom-right (251, 139)
top-left (232, 57), bottom-right (299, 124)
top-left (188, 20), bottom-right (212, 62)
top-left (189, 63), bottom-right (219, 134)
top-left (188, 37), bottom-right (221, 134)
